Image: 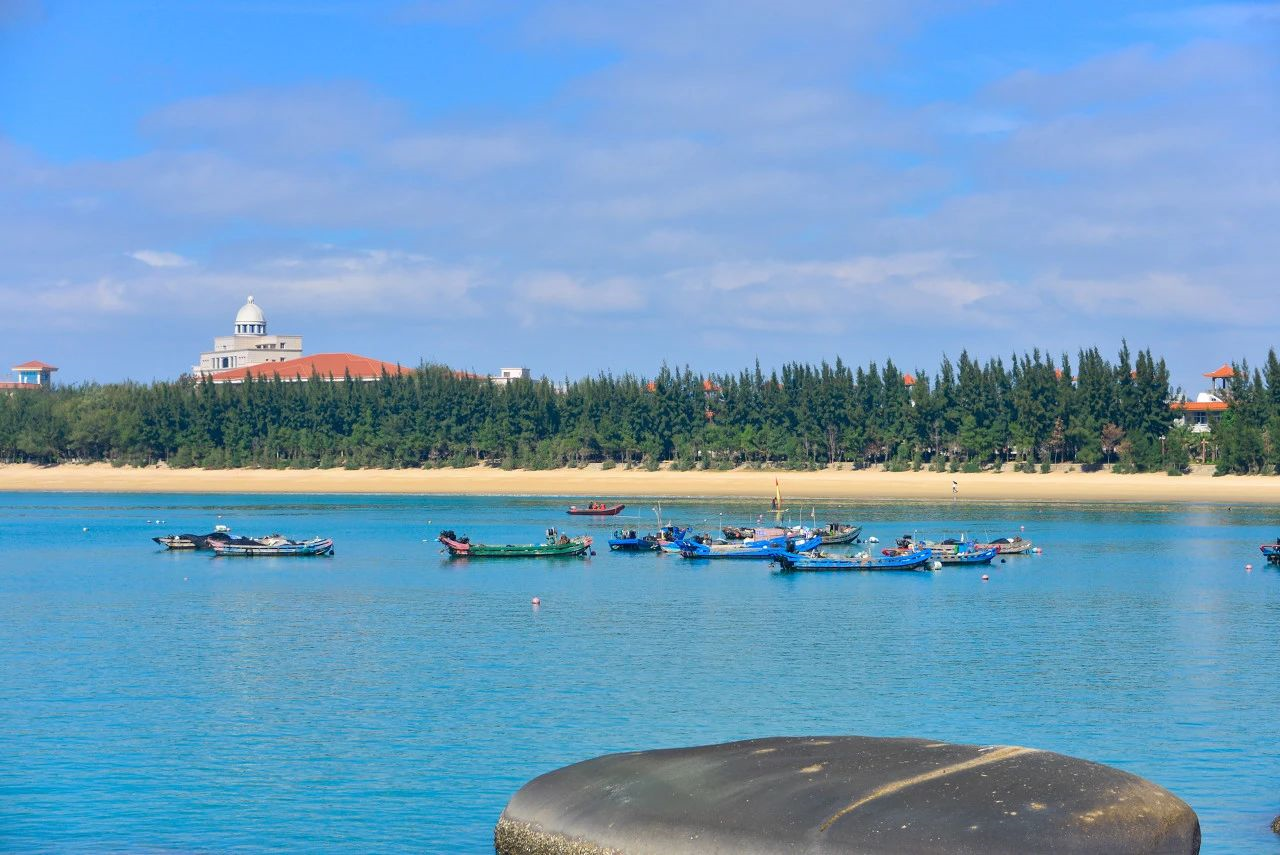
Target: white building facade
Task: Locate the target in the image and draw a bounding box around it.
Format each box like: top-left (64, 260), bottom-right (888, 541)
top-left (490, 367), bottom-right (531, 385)
top-left (193, 296), bottom-right (303, 376)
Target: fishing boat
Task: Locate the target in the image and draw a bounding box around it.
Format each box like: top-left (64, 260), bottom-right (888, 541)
top-left (614, 525), bottom-right (689, 551)
top-left (438, 529), bottom-right (591, 558)
top-left (680, 534), bottom-right (822, 560)
top-left (566, 503), bottom-right (625, 516)
top-left (152, 525), bottom-right (234, 550)
top-left (776, 548), bottom-right (934, 572)
top-left (722, 525), bottom-right (755, 540)
top-left (1260, 543), bottom-right (1280, 565)
top-left (608, 529), bottom-right (658, 551)
top-left (153, 531), bottom-right (232, 550)
top-left (815, 523), bottom-right (863, 545)
top-left (978, 536), bottom-right (1034, 554)
top-left (936, 545), bottom-right (998, 566)
top-left (212, 535), bottom-right (335, 557)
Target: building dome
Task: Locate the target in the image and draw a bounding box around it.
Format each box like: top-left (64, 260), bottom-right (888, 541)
top-left (233, 296), bottom-right (266, 335)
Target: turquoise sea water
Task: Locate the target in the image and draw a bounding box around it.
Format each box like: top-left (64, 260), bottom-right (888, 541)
top-left (1, 492), bottom-right (1278, 853)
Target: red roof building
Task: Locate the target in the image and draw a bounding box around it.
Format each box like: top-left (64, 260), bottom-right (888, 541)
top-left (1169, 363), bottom-right (1235, 433)
top-left (902, 373), bottom-right (917, 387)
top-left (207, 353), bottom-right (408, 384)
top-left (1, 360), bottom-right (57, 390)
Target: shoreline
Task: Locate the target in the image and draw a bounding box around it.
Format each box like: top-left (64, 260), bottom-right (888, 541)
top-left (3, 462), bottom-right (1280, 505)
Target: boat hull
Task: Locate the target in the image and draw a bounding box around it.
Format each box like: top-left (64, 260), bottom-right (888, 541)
top-left (982, 538), bottom-right (1034, 554)
top-left (153, 532), bottom-right (233, 550)
top-left (937, 547), bottom-right (998, 565)
top-left (817, 525), bottom-right (863, 545)
top-left (608, 539), bottom-right (657, 551)
top-left (778, 549), bottom-right (933, 572)
top-left (440, 535), bottom-right (591, 557)
top-left (213, 537), bottom-right (334, 557)
top-left (680, 535), bottom-right (822, 560)
top-left (567, 505), bottom-right (625, 516)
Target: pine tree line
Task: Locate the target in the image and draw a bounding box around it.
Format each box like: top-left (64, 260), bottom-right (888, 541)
top-left (2, 345), bottom-right (1277, 474)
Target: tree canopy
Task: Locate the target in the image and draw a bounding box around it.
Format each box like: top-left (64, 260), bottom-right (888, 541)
top-left (2, 345), bottom-right (1274, 474)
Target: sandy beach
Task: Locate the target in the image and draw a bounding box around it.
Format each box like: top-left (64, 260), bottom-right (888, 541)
top-left (2, 462), bottom-right (1279, 504)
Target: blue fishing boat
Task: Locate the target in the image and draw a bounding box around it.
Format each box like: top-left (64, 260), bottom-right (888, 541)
top-left (936, 544), bottom-right (998, 565)
top-left (1260, 543), bottom-right (1280, 565)
top-left (679, 534), bottom-right (822, 560)
top-left (608, 529), bottom-right (658, 551)
top-left (776, 548), bottom-right (934, 572)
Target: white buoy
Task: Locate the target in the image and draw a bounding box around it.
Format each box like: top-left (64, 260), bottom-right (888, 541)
top-left (531, 596), bottom-right (541, 606)
top-left (982, 574), bottom-right (990, 581)
top-left (1245, 564), bottom-right (1253, 572)
top-left (82, 527), bottom-right (89, 532)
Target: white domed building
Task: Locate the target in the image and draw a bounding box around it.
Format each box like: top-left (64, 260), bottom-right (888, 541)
top-left (193, 296), bottom-right (304, 377)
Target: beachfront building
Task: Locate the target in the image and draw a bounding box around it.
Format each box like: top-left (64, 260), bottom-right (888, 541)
top-left (208, 353), bottom-right (408, 384)
top-left (193, 296), bottom-right (303, 377)
top-left (0, 360), bottom-right (57, 391)
top-left (1169, 364), bottom-right (1233, 434)
top-left (491, 367), bottom-right (531, 385)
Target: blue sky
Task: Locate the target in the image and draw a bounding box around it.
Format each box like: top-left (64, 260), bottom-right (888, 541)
top-left (1, 0), bottom-right (1277, 386)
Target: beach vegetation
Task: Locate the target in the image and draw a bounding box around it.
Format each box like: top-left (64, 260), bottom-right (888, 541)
top-left (3, 346), bottom-right (1278, 474)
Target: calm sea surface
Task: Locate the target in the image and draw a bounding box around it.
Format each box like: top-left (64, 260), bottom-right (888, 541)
top-left (1, 492), bottom-right (1278, 853)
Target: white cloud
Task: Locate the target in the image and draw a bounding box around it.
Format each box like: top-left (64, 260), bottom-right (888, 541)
top-left (129, 249), bottom-right (191, 268)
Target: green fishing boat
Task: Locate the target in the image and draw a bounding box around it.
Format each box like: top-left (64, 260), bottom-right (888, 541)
top-left (437, 529), bottom-right (592, 558)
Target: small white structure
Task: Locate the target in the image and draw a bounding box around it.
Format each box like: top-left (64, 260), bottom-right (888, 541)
top-left (491, 367), bottom-right (531, 385)
top-left (193, 297), bottom-right (303, 377)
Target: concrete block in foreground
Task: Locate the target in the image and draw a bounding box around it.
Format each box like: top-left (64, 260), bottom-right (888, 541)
top-left (495, 736), bottom-right (1199, 854)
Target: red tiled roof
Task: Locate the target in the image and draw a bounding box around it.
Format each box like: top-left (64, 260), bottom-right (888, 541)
top-left (1170, 401), bottom-right (1229, 412)
top-left (903, 373), bottom-right (917, 386)
top-left (209, 353), bottom-right (409, 383)
top-left (11, 360), bottom-right (57, 371)
top-left (1203, 364), bottom-right (1234, 379)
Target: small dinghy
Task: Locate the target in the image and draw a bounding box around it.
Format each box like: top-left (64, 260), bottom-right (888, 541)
top-left (567, 503), bottom-right (625, 516)
top-left (776, 548), bottom-right (934, 572)
top-left (439, 529), bottom-right (591, 558)
top-left (212, 535), bottom-right (335, 557)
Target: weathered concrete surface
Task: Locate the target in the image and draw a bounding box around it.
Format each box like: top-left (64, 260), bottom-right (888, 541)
top-left (495, 736), bottom-right (1199, 855)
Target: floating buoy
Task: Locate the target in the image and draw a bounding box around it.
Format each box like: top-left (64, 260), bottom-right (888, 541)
top-left (981, 574), bottom-right (990, 581)
top-left (1245, 564), bottom-right (1253, 572)
top-left (590, 550), bottom-right (597, 556)
top-left (929, 560), bottom-right (942, 571)
top-left (183, 577), bottom-right (188, 582)
top-left (1032, 547), bottom-right (1043, 554)
top-left (867, 536), bottom-right (880, 544)
top-left (531, 597), bottom-right (541, 605)
top-left (82, 527), bottom-right (89, 532)
top-left (1000, 558), bottom-right (1007, 564)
